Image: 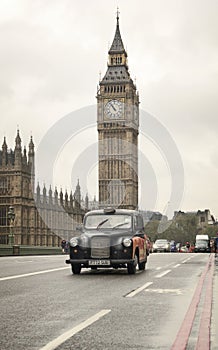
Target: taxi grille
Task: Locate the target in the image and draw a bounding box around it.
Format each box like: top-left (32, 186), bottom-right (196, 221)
top-left (91, 237), bottom-right (110, 258)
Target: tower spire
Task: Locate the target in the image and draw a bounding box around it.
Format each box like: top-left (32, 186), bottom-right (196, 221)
top-left (116, 6), bottom-right (120, 25)
top-left (109, 9), bottom-right (126, 55)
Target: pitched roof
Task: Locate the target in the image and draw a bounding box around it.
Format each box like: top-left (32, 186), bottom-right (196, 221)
top-left (109, 14), bottom-right (127, 55)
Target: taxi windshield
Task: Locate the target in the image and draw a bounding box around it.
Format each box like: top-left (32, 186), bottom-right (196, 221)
top-left (84, 214), bottom-right (132, 230)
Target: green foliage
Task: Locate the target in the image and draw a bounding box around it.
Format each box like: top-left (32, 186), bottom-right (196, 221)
top-left (144, 214), bottom-right (216, 244)
top-left (198, 225), bottom-right (218, 238)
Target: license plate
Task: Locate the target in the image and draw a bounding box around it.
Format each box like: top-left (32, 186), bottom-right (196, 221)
top-left (89, 260), bottom-right (110, 266)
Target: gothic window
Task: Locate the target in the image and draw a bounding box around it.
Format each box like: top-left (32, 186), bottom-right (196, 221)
top-left (0, 177), bottom-right (8, 195)
top-left (0, 207), bottom-right (7, 226)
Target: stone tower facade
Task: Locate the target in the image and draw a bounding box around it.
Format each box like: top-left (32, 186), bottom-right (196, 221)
top-left (97, 12), bottom-right (139, 209)
top-left (0, 131), bottom-right (37, 244)
top-left (0, 131), bottom-right (86, 246)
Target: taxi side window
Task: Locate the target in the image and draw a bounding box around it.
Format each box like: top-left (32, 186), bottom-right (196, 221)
top-left (134, 215), bottom-right (144, 230)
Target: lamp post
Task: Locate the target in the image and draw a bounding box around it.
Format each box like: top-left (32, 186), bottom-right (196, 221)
top-left (8, 206), bottom-right (15, 246)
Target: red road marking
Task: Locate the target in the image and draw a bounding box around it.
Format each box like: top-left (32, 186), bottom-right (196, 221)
top-left (171, 254), bottom-right (214, 350)
top-left (195, 256), bottom-right (214, 350)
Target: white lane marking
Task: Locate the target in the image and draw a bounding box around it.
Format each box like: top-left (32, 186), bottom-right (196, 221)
top-left (155, 267), bottom-right (162, 270)
top-left (39, 309), bottom-right (111, 350)
top-left (2, 255), bottom-right (65, 260)
top-left (174, 264), bottom-right (181, 268)
top-left (0, 267), bottom-right (69, 281)
top-left (125, 282), bottom-right (153, 298)
top-left (155, 269), bottom-right (171, 278)
top-left (145, 288), bottom-right (182, 295)
top-left (182, 257), bottom-right (191, 263)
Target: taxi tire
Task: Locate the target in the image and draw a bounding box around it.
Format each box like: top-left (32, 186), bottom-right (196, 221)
top-left (127, 253), bottom-right (138, 274)
top-left (71, 263), bottom-right (81, 274)
top-left (138, 260), bottom-right (146, 270)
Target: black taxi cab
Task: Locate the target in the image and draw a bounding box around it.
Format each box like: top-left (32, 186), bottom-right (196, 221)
top-left (66, 208), bottom-right (148, 275)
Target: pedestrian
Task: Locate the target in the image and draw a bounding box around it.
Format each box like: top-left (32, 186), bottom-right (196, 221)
top-left (210, 239), bottom-right (214, 253)
top-left (214, 233), bottom-right (218, 255)
top-left (64, 241), bottom-right (69, 254)
top-left (186, 241), bottom-right (190, 252)
top-left (61, 239), bottom-right (66, 253)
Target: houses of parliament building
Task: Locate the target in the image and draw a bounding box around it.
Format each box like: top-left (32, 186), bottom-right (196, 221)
top-left (0, 130), bottom-right (88, 246)
top-left (0, 12), bottom-right (140, 246)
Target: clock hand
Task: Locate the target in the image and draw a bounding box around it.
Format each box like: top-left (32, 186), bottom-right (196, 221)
top-left (111, 103), bottom-right (116, 111)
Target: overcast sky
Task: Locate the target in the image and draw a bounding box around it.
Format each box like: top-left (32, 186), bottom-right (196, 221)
top-left (0, 0), bottom-right (218, 219)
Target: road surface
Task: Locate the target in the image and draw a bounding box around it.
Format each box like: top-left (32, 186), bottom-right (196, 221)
top-left (0, 252), bottom-right (217, 350)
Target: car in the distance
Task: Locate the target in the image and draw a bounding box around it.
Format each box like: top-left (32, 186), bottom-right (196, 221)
top-left (145, 235), bottom-right (152, 255)
top-left (170, 240), bottom-right (177, 252)
top-left (152, 239), bottom-right (171, 253)
top-left (66, 208), bottom-right (148, 275)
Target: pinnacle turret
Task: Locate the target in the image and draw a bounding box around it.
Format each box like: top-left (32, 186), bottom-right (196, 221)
top-left (2, 137), bottom-right (7, 150)
top-left (28, 136), bottom-right (34, 155)
top-left (15, 129), bottom-right (21, 150)
top-left (1, 137), bottom-right (8, 166)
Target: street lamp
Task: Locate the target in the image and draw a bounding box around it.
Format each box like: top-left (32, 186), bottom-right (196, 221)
top-left (8, 206), bottom-right (15, 246)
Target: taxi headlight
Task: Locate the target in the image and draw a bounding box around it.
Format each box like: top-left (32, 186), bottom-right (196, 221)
top-left (123, 238), bottom-right (132, 247)
top-left (70, 237), bottom-right (79, 247)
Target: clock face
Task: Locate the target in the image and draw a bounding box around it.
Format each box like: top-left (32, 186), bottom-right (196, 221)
top-left (105, 100), bottom-right (123, 119)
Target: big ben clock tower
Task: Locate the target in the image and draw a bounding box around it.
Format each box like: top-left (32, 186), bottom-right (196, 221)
top-left (97, 11), bottom-right (139, 209)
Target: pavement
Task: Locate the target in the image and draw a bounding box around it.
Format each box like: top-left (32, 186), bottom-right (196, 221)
top-left (211, 253), bottom-right (218, 350)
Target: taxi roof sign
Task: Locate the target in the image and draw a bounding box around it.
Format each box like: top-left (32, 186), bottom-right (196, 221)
top-left (103, 208), bottom-right (116, 214)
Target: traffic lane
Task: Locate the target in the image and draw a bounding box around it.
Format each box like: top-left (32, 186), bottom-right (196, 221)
top-left (0, 255), bottom-right (67, 278)
top-left (0, 253), bottom-right (211, 350)
top-left (1, 257), bottom-right (157, 350)
top-left (0, 251), bottom-right (199, 279)
top-left (55, 254), bottom-right (210, 350)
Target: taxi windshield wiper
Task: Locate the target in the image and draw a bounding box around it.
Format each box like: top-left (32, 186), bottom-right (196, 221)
top-left (112, 222), bottom-right (129, 229)
top-left (96, 218), bottom-right (109, 229)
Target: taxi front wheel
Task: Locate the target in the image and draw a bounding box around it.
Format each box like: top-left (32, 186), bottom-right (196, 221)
top-left (71, 264), bottom-right (81, 274)
top-left (127, 253), bottom-right (138, 274)
top-left (138, 260), bottom-right (146, 270)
